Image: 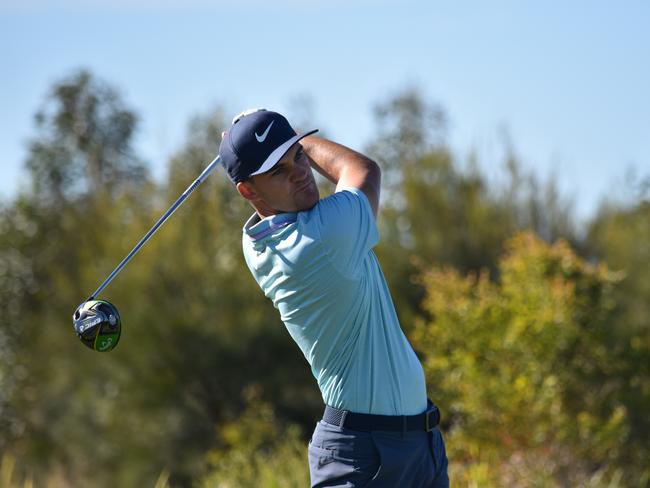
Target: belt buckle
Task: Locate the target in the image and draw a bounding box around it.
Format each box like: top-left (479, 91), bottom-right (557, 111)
top-left (425, 405), bottom-right (440, 432)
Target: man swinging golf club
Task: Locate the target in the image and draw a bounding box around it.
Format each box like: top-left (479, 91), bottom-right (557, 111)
top-left (220, 108), bottom-right (449, 487)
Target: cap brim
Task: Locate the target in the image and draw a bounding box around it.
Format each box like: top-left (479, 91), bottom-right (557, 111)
top-left (249, 129), bottom-right (319, 177)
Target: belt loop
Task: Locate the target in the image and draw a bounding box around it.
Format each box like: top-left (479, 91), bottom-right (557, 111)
top-left (339, 410), bottom-right (348, 428)
top-left (401, 416), bottom-right (406, 438)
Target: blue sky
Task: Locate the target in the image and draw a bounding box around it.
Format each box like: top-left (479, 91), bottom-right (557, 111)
top-left (1, 0), bottom-right (648, 220)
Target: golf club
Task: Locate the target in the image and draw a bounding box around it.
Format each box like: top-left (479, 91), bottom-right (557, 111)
top-left (72, 155), bottom-right (221, 351)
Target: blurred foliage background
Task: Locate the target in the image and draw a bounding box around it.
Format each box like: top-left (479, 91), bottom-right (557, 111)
top-left (0, 70), bottom-right (648, 487)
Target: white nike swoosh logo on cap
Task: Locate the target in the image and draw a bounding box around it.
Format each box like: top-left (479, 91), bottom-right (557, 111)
top-left (255, 120), bottom-right (274, 142)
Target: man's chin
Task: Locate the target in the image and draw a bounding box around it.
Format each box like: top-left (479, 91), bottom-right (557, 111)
top-left (296, 189), bottom-right (320, 212)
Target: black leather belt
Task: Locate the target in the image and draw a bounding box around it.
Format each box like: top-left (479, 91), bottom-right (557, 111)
top-left (322, 402), bottom-right (440, 432)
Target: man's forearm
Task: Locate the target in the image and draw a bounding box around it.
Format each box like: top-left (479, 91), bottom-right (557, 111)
top-left (301, 135), bottom-right (381, 216)
top-left (300, 136), bottom-right (373, 183)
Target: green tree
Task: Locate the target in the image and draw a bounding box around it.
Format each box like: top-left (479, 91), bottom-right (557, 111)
top-left (587, 198), bottom-right (650, 334)
top-left (367, 88), bottom-right (577, 330)
top-left (0, 69), bottom-right (153, 486)
top-left (586, 196), bottom-right (650, 477)
top-left (25, 69), bottom-right (146, 205)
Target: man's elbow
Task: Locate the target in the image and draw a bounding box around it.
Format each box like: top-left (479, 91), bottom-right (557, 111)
top-left (365, 158), bottom-right (381, 192)
top-left (361, 158), bottom-right (381, 217)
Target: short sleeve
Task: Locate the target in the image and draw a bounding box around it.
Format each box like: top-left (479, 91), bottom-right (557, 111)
top-left (311, 187), bottom-right (379, 278)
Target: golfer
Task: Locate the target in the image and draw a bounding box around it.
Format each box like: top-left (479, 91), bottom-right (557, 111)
top-left (219, 109), bottom-right (449, 487)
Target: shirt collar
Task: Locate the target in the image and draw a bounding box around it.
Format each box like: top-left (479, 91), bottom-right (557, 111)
top-left (243, 212), bottom-right (298, 242)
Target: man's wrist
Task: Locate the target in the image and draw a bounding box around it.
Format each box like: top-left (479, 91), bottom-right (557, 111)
top-left (301, 136), bottom-right (339, 184)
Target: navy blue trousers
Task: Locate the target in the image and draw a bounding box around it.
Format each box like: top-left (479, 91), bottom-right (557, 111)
top-left (308, 420), bottom-right (449, 487)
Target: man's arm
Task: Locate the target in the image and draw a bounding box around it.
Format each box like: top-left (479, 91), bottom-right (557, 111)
top-left (300, 136), bottom-right (381, 218)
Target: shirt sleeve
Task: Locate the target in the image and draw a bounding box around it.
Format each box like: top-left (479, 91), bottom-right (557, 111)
top-left (312, 187), bottom-right (379, 278)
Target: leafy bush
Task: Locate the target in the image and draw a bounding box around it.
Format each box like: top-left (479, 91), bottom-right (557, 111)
top-left (199, 389), bottom-right (309, 488)
top-left (411, 232), bottom-right (647, 487)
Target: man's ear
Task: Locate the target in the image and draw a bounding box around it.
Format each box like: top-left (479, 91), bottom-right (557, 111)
top-left (236, 181), bottom-right (257, 201)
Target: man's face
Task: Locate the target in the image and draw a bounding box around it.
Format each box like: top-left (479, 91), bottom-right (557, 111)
top-left (241, 143), bottom-right (320, 214)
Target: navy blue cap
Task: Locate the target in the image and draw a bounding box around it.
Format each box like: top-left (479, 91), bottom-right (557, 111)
top-left (219, 109), bottom-right (318, 183)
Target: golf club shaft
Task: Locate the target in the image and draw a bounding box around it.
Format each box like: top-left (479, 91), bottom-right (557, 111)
top-left (88, 155), bottom-right (221, 301)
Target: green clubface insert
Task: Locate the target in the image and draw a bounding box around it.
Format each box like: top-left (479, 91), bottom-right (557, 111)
top-left (95, 332), bottom-right (120, 352)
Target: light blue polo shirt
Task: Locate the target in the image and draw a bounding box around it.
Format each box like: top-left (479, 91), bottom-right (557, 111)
top-left (242, 188), bottom-right (427, 416)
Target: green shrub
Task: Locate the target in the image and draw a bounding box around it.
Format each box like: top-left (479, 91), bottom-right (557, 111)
top-left (411, 232), bottom-right (647, 487)
top-left (199, 390), bottom-right (309, 488)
